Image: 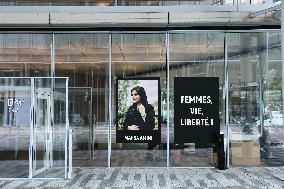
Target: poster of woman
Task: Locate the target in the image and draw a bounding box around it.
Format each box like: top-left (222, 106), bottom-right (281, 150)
top-left (116, 78), bottom-right (161, 143)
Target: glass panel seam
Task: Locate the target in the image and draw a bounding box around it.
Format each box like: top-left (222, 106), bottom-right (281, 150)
top-left (166, 32), bottom-right (170, 168)
top-left (108, 33), bottom-right (112, 168)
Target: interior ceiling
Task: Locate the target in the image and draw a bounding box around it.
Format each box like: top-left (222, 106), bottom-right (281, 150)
top-left (0, 45), bottom-right (225, 62)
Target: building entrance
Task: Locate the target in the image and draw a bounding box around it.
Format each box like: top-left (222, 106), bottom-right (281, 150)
top-left (0, 77), bottom-right (70, 178)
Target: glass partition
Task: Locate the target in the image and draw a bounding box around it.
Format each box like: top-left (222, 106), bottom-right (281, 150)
top-left (228, 32), bottom-right (262, 166)
top-left (169, 32), bottom-right (225, 167)
top-left (55, 33), bottom-right (109, 167)
top-left (262, 31), bottom-right (284, 166)
top-left (68, 87), bottom-right (93, 161)
top-left (111, 33), bottom-right (167, 166)
top-left (0, 31), bottom-right (282, 173)
top-left (228, 32), bottom-right (284, 166)
top-left (0, 78), bottom-right (31, 178)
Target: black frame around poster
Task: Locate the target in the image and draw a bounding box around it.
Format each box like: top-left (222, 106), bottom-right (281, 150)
top-left (116, 77), bottom-right (161, 144)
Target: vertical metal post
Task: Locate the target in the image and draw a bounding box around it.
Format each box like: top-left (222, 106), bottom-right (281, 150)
top-left (65, 78), bottom-right (69, 179)
top-left (166, 32), bottom-right (170, 168)
top-left (29, 78), bottom-right (35, 178)
top-left (90, 87), bottom-right (94, 159)
top-left (51, 33), bottom-right (55, 77)
top-left (47, 96), bottom-right (51, 168)
top-left (108, 33), bottom-right (112, 168)
top-left (50, 91), bottom-right (54, 168)
top-left (258, 33), bottom-right (267, 138)
top-left (224, 33), bottom-right (230, 168)
top-left (50, 33), bottom-right (55, 168)
top-left (68, 129), bottom-right (73, 179)
top-left (281, 1), bottom-right (284, 122)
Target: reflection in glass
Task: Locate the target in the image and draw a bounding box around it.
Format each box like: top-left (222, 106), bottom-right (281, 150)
top-left (169, 32), bottom-right (225, 167)
top-left (228, 32), bottom-right (284, 166)
top-left (111, 33), bottom-right (167, 166)
top-left (33, 78), bottom-right (68, 178)
top-left (0, 34), bottom-right (51, 77)
top-left (0, 78), bottom-right (68, 178)
top-left (55, 34), bottom-right (109, 167)
top-left (0, 78), bottom-right (31, 178)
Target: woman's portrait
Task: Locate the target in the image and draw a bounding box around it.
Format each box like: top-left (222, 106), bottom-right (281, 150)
top-left (117, 79), bottom-right (159, 132)
top-left (123, 86), bottom-right (155, 131)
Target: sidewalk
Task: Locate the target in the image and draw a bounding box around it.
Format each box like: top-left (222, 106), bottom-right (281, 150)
top-left (0, 167), bottom-right (284, 188)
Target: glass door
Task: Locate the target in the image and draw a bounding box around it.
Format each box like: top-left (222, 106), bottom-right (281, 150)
top-left (0, 77), bottom-right (68, 178)
top-left (31, 77), bottom-right (69, 178)
top-left (31, 79), bottom-right (54, 176)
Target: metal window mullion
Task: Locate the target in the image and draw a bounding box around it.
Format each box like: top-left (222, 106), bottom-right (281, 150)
top-left (51, 33), bottom-right (55, 77)
top-left (46, 96), bottom-right (50, 169)
top-left (90, 87), bottom-right (94, 159)
top-left (68, 128), bottom-right (72, 179)
top-left (224, 33), bottom-right (230, 168)
top-left (50, 33), bottom-right (55, 168)
top-left (67, 80), bottom-right (70, 175)
top-left (258, 33), bottom-right (267, 138)
top-left (65, 78), bottom-right (68, 179)
top-left (108, 33), bottom-right (112, 168)
top-left (166, 32), bottom-right (170, 168)
top-left (281, 1), bottom-right (284, 123)
top-left (29, 78), bottom-right (35, 178)
top-left (50, 33), bottom-right (56, 170)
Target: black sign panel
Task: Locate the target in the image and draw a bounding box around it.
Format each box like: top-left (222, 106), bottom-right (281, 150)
top-left (174, 77), bottom-right (220, 143)
top-left (116, 78), bottom-right (161, 143)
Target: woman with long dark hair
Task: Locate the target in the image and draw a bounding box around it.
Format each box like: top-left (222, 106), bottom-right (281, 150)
top-left (123, 86), bottom-right (155, 131)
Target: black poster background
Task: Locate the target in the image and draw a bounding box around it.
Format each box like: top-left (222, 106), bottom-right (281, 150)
top-left (116, 78), bottom-right (161, 143)
top-left (174, 77), bottom-right (220, 143)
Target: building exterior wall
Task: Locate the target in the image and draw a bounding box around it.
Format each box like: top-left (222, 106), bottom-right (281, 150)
top-left (0, 0), bottom-right (282, 178)
top-left (0, 31), bottom-right (282, 175)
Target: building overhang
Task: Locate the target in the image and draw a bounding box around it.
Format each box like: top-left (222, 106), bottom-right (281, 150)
top-left (0, 5), bottom-right (280, 28)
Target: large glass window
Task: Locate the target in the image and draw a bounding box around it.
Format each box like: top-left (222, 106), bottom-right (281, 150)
top-left (169, 32), bottom-right (225, 167)
top-left (0, 34), bottom-right (52, 178)
top-left (111, 33), bottom-right (167, 166)
top-left (55, 33), bottom-right (109, 167)
top-left (0, 31), bottom-right (282, 173)
top-left (0, 78), bottom-right (32, 178)
top-left (228, 32), bottom-right (283, 166)
top-left (0, 34), bottom-right (51, 77)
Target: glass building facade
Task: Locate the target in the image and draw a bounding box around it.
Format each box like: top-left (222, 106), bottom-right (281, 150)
top-left (0, 31), bottom-right (282, 178)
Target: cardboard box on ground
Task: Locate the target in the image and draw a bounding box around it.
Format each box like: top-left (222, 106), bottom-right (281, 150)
top-left (208, 152), bottom-right (218, 166)
top-left (231, 140), bottom-right (260, 166)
